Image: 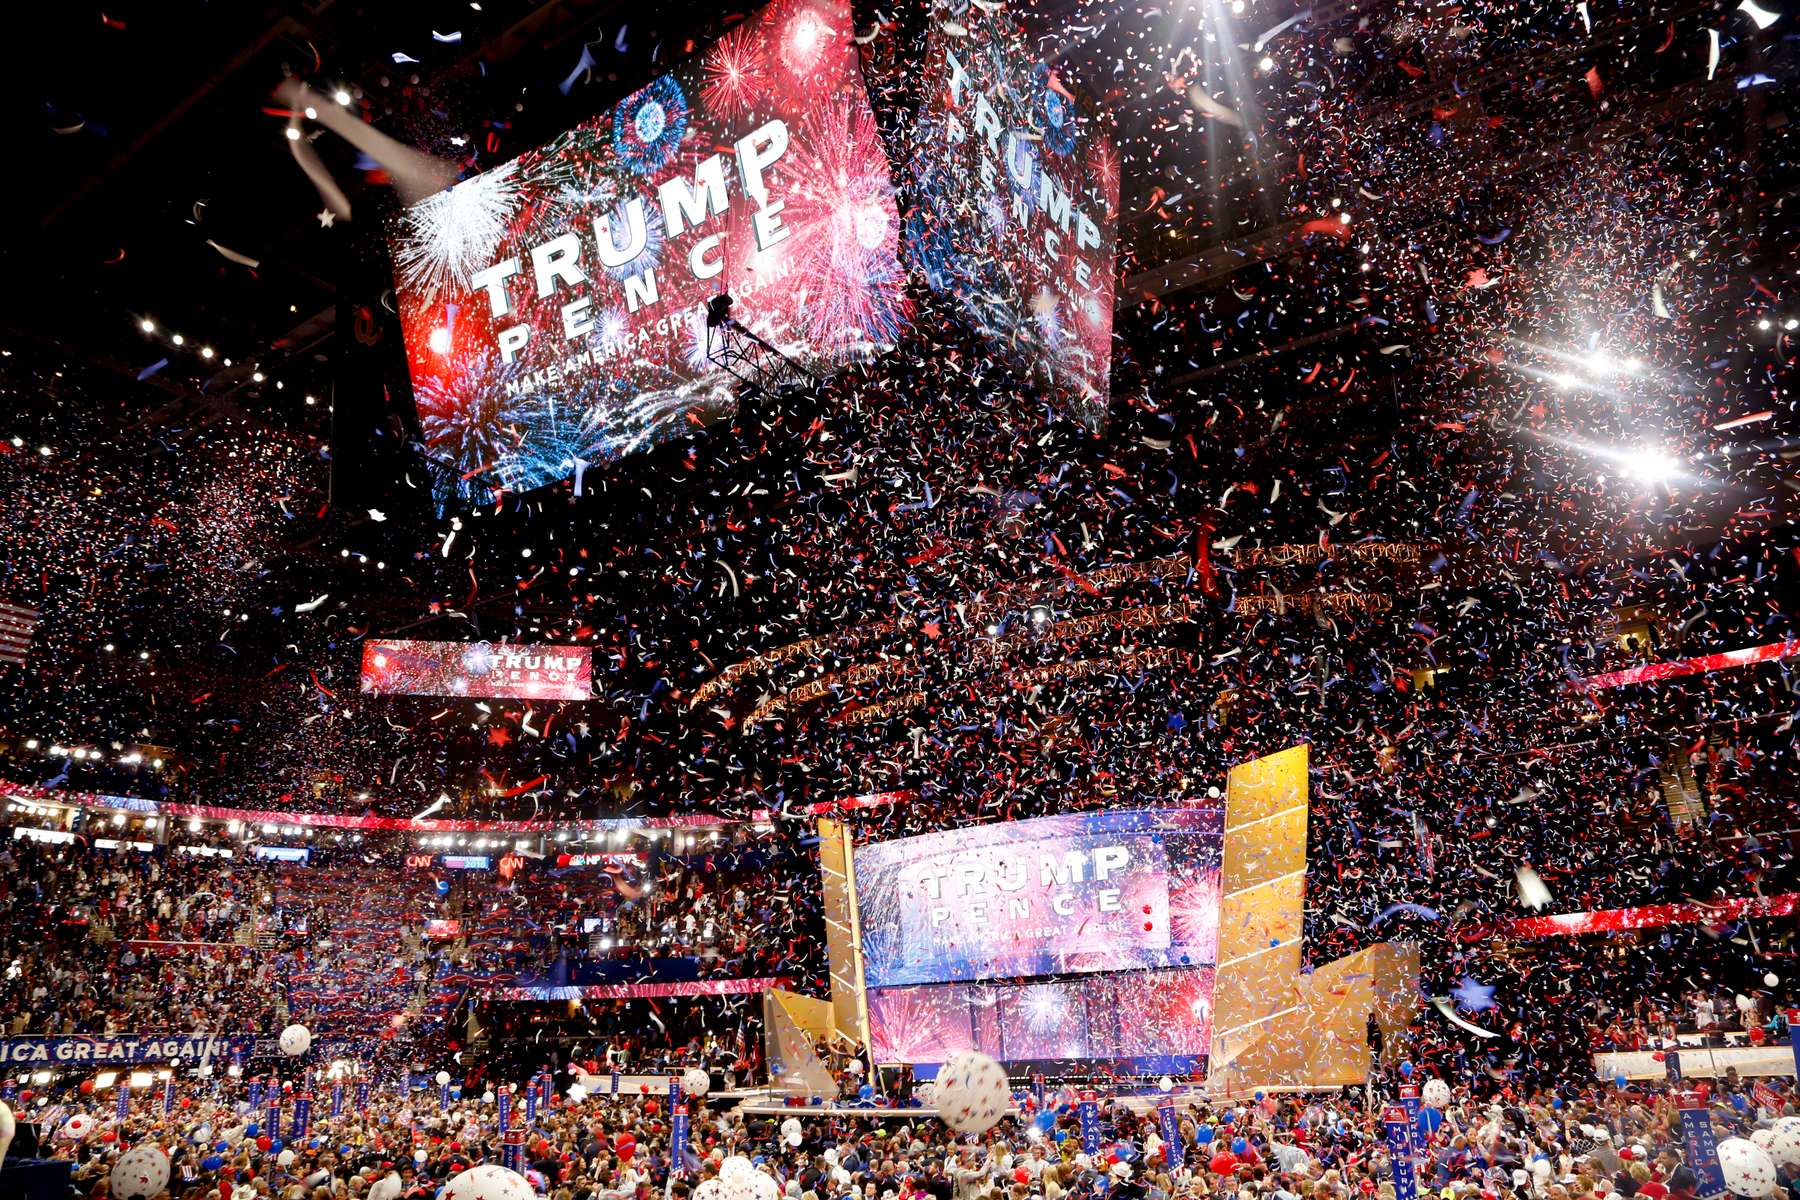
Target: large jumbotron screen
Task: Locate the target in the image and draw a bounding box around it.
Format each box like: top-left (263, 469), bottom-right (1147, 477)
top-left (390, 0), bottom-right (907, 494)
top-left (854, 809), bottom-right (1222, 1067)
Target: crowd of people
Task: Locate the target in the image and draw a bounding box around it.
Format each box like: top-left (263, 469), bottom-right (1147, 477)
top-left (11, 1060), bottom-right (1800, 1200)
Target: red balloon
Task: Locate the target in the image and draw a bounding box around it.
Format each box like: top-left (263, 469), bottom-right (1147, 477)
top-left (257, 1136), bottom-right (272, 1152)
top-left (1209, 1153), bottom-right (1238, 1176)
top-left (1014, 1169), bottom-right (1031, 1186)
top-left (1650, 1052), bottom-right (1665, 1062)
top-left (614, 1134), bottom-right (637, 1161)
top-left (79, 1080), bottom-right (96, 1095)
top-left (1749, 1028), bottom-right (1767, 1046)
top-left (101, 1130), bottom-right (117, 1143)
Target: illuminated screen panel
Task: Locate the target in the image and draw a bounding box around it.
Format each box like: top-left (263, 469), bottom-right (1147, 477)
top-left (867, 968), bottom-right (1215, 1065)
top-left (361, 639), bottom-right (592, 700)
top-left (391, 0), bottom-right (909, 493)
top-left (853, 808), bottom-right (1222, 989)
top-left (905, 0), bottom-right (1120, 432)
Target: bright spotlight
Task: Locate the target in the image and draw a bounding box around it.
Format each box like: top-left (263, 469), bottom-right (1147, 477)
top-left (1617, 448), bottom-right (1680, 485)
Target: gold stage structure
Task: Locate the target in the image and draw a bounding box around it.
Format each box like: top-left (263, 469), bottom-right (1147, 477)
top-left (763, 744), bottom-right (1418, 1092)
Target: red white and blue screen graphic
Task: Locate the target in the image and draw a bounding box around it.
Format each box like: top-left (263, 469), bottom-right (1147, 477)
top-left (905, 0), bottom-right (1120, 432)
top-left (360, 639), bottom-right (592, 701)
top-left (391, 0), bottom-right (909, 493)
top-left (853, 808), bottom-right (1222, 989)
top-left (867, 967), bottom-right (1217, 1065)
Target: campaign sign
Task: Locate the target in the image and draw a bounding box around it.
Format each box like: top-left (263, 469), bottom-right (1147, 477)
top-left (1383, 1106), bottom-right (1418, 1200)
top-left (0, 1034), bottom-right (257, 1067)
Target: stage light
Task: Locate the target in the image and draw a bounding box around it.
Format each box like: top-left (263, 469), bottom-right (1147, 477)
top-left (1617, 448), bottom-right (1680, 485)
top-left (1758, 318), bottom-right (1772, 331)
top-left (140, 318), bottom-right (155, 333)
top-left (285, 127), bottom-right (301, 142)
top-left (172, 334), bottom-right (184, 346)
top-left (1259, 55), bottom-right (1275, 70)
top-left (1787, 319), bottom-right (1799, 331)
top-left (334, 89), bottom-right (352, 105)
top-left (37, 446), bottom-right (52, 457)
top-left (303, 107), bottom-right (318, 120)
top-left (428, 327), bottom-right (452, 354)
top-left (251, 370), bottom-right (264, 382)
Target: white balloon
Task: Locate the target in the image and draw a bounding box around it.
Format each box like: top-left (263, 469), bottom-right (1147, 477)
top-left (278, 1024), bottom-right (312, 1056)
top-left (1421, 1079), bottom-right (1452, 1110)
top-left (752, 1171), bottom-right (781, 1200)
top-left (695, 1181), bottom-right (723, 1200)
top-left (1766, 1120), bottom-right (1800, 1169)
top-left (934, 1050), bottom-right (1010, 1135)
top-left (1157, 1076), bottom-right (1174, 1093)
top-left (723, 1154), bottom-right (756, 1180)
top-left (779, 1116), bottom-right (802, 1148)
top-left (567, 1084), bottom-right (587, 1103)
top-left (1752, 1130), bottom-right (1778, 1152)
top-left (0, 1099), bottom-right (14, 1165)
top-left (442, 1163), bottom-right (538, 1200)
top-left (415, 1150), bottom-right (430, 1164)
top-left (111, 1145), bottom-right (171, 1199)
top-left (1718, 1137), bottom-right (1779, 1198)
top-left (682, 1068), bottom-right (711, 1098)
top-left (1530, 1160), bottom-right (1553, 1181)
top-left (369, 1173), bottom-right (405, 1200)
top-left (844, 1060), bottom-right (864, 1076)
top-left (482, 1090), bottom-right (496, 1104)
top-left (1735, 994), bottom-right (1757, 1014)
top-left (1765, 973), bottom-right (1781, 988)
top-left (437, 1071), bottom-right (452, 1086)
top-left (278, 1148), bottom-right (298, 1168)
top-left (61, 1113), bottom-right (96, 1142)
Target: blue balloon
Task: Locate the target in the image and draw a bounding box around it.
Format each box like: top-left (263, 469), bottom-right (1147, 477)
top-left (202, 1156), bottom-right (225, 1172)
top-left (1254, 1092), bottom-right (1265, 1102)
top-left (1400, 1062), bottom-right (1415, 1078)
top-left (1551, 1098), bottom-right (1564, 1110)
top-left (1033, 1112), bottom-right (1055, 1132)
top-left (215, 1142), bottom-right (229, 1153)
top-left (859, 1085), bottom-right (874, 1100)
top-left (1416, 1109), bottom-right (1444, 1138)
top-left (1053, 1130), bottom-right (1067, 1143)
top-left (1231, 1137), bottom-right (1247, 1156)
top-left (270, 1140), bottom-right (283, 1154)
top-left (1731, 1093), bottom-right (1749, 1112)
top-left (1195, 1126), bottom-right (1215, 1145)
top-left (1614, 1074), bottom-right (1628, 1089)
top-left (247, 1124), bottom-right (260, 1137)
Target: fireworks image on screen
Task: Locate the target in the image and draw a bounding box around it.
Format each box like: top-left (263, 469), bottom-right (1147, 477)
top-left (389, 0), bottom-right (906, 495)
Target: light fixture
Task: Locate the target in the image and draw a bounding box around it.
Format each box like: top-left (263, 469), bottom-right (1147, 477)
top-left (1617, 447), bottom-right (1680, 485)
top-left (140, 318), bottom-right (155, 333)
top-left (334, 89), bottom-right (352, 105)
top-left (172, 334), bottom-right (185, 346)
top-left (285, 127), bottom-right (301, 142)
top-left (200, 346), bottom-right (215, 360)
top-left (252, 371), bottom-right (264, 383)
top-left (428, 327), bottom-right (453, 354)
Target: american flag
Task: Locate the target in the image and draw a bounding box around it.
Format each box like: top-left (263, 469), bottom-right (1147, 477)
top-left (0, 601), bottom-right (39, 666)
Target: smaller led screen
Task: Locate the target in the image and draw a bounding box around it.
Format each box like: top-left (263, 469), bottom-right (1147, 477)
top-left (361, 639), bottom-right (592, 701)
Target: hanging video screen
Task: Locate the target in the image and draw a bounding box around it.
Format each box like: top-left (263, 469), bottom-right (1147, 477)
top-left (391, 0), bottom-right (909, 493)
top-left (905, 0), bottom-right (1120, 431)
